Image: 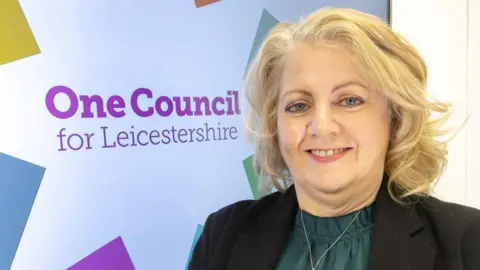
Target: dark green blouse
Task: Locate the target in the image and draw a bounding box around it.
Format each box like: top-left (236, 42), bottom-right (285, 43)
top-left (276, 204), bottom-right (375, 270)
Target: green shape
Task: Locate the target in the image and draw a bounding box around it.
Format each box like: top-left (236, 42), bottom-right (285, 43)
top-left (242, 154), bottom-right (266, 200)
top-left (244, 9), bottom-right (279, 77)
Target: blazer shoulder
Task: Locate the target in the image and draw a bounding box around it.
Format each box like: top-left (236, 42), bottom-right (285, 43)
top-left (420, 196), bottom-right (480, 226)
top-left (206, 190), bottom-right (284, 227)
top-left (188, 191), bottom-right (284, 269)
top-left (419, 197), bottom-right (480, 269)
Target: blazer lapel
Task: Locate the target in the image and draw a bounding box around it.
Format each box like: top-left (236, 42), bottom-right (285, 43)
top-left (227, 186), bottom-right (298, 270)
top-left (370, 178), bottom-right (437, 270)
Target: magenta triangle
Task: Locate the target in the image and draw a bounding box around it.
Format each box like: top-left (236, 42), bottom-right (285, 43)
top-left (67, 236), bottom-right (135, 270)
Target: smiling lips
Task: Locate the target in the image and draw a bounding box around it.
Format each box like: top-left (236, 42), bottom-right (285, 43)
top-left (308, 147), bottom-right (351, 163)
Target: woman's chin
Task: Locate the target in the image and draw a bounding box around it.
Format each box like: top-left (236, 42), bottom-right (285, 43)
top-left (310, 177), bottom-right (352, 194)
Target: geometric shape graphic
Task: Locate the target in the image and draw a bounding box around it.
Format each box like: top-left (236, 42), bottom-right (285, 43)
top-left (194, 0), bottom-right (221, 8)
top-left (244, 9), bottom-right (279, 77)
top-left (0, 153), bottom-right (45, 270)
top-left (242, 154), bottom-right (268, 200)
top-left (185, 224), bottom-right (204, 270)
top-left (0, 0), bottom-right (40, 65)
top-left (67, 236), bottom-right (136, 270)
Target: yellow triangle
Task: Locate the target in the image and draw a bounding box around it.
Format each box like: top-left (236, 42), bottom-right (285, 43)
top-left (0, 0), bottom-right (40, 65)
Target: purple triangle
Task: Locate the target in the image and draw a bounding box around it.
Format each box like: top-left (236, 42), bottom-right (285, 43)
top-left (67, 236), bottom-right (135, 270)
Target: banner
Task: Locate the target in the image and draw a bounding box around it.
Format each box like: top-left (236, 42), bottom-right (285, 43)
top-left (0, 0), bottom-right (389, 269)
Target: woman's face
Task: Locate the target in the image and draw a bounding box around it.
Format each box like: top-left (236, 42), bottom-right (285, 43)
top-left (277, 42), bottom-right (390, 196)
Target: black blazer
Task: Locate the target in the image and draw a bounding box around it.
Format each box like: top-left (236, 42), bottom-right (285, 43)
top-left (189, 180), bottom-right (480, 270)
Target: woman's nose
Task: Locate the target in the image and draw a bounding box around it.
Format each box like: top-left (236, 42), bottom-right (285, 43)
top-left (310, 105), bottom-right (341, 138)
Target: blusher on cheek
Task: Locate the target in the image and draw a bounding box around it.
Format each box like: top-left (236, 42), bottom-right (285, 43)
top-left (277, 121), bottom-right (307, 163)
top-left (277, 122), bottom-right (307, 178)
top-left (281, 122), bottom-right (307, 154)
top-left (289, 123), bottom-right (308, 147)
top-left (277, 124), bottom-right (291, 157)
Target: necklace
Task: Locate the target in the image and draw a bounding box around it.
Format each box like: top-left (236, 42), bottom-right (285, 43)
top-left (300, 209), bottom-right (361, 270)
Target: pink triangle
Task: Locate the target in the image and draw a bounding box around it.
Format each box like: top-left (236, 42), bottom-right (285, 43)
top-left (67, 236), bottom-right (135, 270)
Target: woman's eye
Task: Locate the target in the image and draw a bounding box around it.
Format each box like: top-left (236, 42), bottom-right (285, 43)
top-left (286, 103), bottom-right (309, 113)
top-left (340, 97), bottom-right (363, 107)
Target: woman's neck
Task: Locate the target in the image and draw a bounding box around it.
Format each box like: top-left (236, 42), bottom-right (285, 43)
top-left (295, 180), bottom-right (381, 217)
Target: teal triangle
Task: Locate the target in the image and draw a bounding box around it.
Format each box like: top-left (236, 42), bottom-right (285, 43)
top-left (244, 9), bottom-right (279, 77)
top-left (185, 224), bottom-right (204, 269)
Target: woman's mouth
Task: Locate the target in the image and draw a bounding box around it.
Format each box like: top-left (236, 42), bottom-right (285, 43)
top-left (308, 147), bottom-right (352, 163)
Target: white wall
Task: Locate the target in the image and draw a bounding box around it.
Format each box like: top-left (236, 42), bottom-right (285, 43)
top-left (391, 0), bottom-right (475, 207)
top-left (466, 0), bottom-right (480, 209)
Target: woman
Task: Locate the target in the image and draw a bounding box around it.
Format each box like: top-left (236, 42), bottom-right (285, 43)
top-left (189, 7), bottom-right (480, 270)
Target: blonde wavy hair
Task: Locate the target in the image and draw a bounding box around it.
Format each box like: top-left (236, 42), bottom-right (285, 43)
top-left (244, 7), bottom-right (453, 203)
